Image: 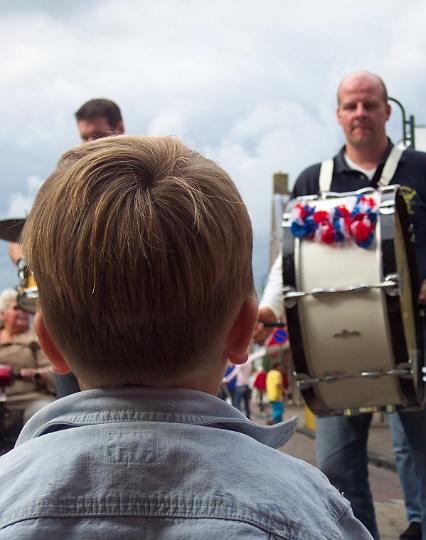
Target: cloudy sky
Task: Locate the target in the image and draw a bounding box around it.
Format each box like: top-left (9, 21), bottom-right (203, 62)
top-left (1, 0), bottom-right (425, 293)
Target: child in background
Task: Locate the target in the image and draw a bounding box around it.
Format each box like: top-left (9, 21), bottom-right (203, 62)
top-left (266, 361), bottom-right (287, 424)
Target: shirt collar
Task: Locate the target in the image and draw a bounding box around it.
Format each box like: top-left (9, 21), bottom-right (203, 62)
top-left (17, 386), bottom-right (298, 450)
top-left (334, 137), bottom-right (403, 174)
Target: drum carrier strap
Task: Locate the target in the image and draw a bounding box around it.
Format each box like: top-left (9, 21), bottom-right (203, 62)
top-left (378, 143), bottom-right (406, 187)
top-left (318, 143), bottom-right (406, 193)
top-left (319, 159), bottom-right (334, 193)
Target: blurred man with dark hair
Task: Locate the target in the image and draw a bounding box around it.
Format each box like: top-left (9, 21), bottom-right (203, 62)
top-left (75, 98), bottom-right (125, 142)
top-left (9, 98), bottom-right (126, 265)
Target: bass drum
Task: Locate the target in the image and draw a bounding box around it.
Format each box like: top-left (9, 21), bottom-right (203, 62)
top-left (282, 185), bottom-right (424, 416)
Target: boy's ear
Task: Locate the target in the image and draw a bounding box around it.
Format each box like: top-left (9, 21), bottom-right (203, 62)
top-left (226, 296), bottom-right (258, 365)
top-left (34, 312), bottom-right (71, 374)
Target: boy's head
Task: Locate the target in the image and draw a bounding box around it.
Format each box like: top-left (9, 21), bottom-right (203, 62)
top-left (22, 136), bottom-right (255, 388)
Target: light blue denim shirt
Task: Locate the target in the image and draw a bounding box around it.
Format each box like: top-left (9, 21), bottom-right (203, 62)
top-left (0, 387), bottom-right (372, 539)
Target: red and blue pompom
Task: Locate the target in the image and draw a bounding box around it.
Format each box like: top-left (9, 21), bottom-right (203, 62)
top-left (290, 195), bottom-right (377, 249)
top-left (350, 196), bottom-right (377, 248)
top-left (290, 204), bottom-right (317, 238)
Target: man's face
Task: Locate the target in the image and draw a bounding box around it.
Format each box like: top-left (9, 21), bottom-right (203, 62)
top-left (336, 75), bottom-right (391, 149)
top-left (77, 116), bottom-right (123, 143)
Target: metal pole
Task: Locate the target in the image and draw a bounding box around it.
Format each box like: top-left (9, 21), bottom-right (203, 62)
top-left (409, 114), bottom-right (416, 149)
top-left (389, 97), bottom-right (407, 143)
top-left (388, 96), bottom-right (416, 149)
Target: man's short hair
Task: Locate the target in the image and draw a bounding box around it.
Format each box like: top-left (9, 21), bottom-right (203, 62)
top-left (22, 136), bottom-right (253, 386)
top-left (75, 98), bottom-right (123, 129)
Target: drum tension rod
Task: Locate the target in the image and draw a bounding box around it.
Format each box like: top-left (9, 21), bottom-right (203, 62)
top-left (283, 274), bottom-right (400, 306)
top-left (296, 366), bottom-right (413, 390)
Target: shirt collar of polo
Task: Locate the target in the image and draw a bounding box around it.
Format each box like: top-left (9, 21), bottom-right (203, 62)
top-left (334, 137), bottom-right (404, 174)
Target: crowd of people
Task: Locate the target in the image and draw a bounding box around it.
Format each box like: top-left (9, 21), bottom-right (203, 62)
top-left (219, 359), bottom-right (289, 424)
top-left (0, 70), bottom-right (424, 539)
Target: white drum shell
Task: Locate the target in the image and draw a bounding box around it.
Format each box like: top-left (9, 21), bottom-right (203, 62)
top-left (292, 191), bottom-right (403, 410)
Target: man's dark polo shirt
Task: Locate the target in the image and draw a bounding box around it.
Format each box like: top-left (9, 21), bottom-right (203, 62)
top-left (291, 141), bottom-right (426, 280)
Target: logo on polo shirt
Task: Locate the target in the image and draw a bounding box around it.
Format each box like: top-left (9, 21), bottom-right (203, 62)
top-left (399, 185), bottom-right (416, 214)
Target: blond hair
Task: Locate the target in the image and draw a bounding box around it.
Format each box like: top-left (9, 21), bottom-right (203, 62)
top-left (22, 136), bottom-right (253, 386)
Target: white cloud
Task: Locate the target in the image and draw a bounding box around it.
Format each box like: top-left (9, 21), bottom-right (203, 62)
top-left (5, 175), bottom-right (42, 218)
top-left (147, 109), bottom-right (188, 137)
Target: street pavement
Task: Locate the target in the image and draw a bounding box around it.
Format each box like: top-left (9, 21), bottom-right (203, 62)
top-left (251, 403), bottom-right (407, 540)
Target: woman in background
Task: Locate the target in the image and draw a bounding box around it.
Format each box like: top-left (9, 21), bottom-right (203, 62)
top-left (0, 288), bottom-right (55, 450)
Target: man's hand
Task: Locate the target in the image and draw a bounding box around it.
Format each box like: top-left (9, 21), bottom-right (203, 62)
top-left (419, 279), bottom-right (426, 304)
top-left (253, 306), bottom-right (277, 345)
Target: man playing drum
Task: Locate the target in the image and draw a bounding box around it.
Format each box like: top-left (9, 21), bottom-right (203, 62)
top-left (257, 71), bottom-right (426, 540)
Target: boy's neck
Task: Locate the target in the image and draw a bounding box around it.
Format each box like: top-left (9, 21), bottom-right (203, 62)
top-left (78, 357), bottom-right (228, 397)
top-left (163, 356), bottom-right (228, 395)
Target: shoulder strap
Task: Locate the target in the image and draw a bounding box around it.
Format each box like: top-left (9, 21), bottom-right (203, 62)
top-left (319, 159), bottom-right (334, 193)
top-left (378, 143), bottom-right (406, 187)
